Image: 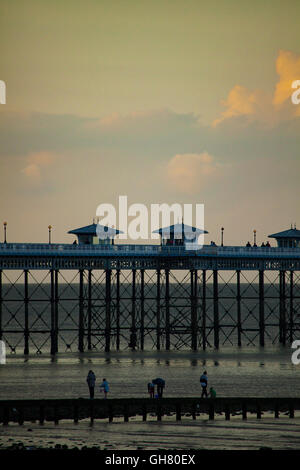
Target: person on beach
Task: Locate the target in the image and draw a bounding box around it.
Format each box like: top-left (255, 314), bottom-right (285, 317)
top-left (100, 378), bottom-right (109, 399)
top-left (148, 382), bottom-right (155, 398)
top-left (152, 378), bottom-right (165, 398)
top-left (209, 387), bottom-right (216, 399)
top-left (86, 370), bottom-right (96, 399)
top-left (200, 371), bottom-right (208, 398)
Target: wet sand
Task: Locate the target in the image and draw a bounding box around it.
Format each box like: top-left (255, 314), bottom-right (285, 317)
top-left (1, 349), bottom-right (299, 450)
top-left (1, 413), bottom-right (300, 450)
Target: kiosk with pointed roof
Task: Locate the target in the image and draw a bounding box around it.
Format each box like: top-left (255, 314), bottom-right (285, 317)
top-left (68, 223), bottom-right (122, 245)
top-left (268, 225), bottom-right (300, 248)
top-left (153, 222), bottom-right (208, 247)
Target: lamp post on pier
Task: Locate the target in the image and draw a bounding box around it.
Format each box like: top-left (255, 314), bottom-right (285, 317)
top-left (48, 225), bottom-right (52, 244)
top-left (3, 221), bottom-right (7, 244)
top-left (253, 229), bottom-right (257, 247)
top-left (221, 227), bottom-right (224, 247)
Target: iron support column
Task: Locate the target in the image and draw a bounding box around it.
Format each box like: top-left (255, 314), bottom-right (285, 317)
top-left (213, 270), bottom-right (219, 349)
top-left (202, 270), bottom-right (206, 350)
top-left (87, 270), bottom-right (92, 350)
top-left (54, 270), bottom-right (58, 353)
top-left (289, 271), bottom-right (294, 344)
top-left (78, 269), bottom-right (84, 352)
top-left (259, 270), bottom-right (265, 347)
top-left (130, 269), bottom-right (137, 350)
top-left (279, 270), bottom-right (286, 345)
top-left (50, 270), bottom-right (56, 355)
top-left (0, 270), bottom-right (2, 341)
top-left (24, 270), bottom-right (29, 355)
top-left (165, 269), bottom-right (170, 351)
top-left (116, 270), bottom-right (120, 351)
top-left (236, 270), bottom-right (242, 347)
top-left (191, 270), bottom-right (198, 351)
top-left (156, 269), bottom-right (161, 351)
top-left (105, 269), bottom-right (111, 352)
top-left (140, 269), bottom-right (145, 351)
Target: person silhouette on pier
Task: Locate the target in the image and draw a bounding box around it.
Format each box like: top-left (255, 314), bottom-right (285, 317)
top-left (200, 371), bottom-right (208, 398)
top-left (86, 370), bottom-right (96, 399)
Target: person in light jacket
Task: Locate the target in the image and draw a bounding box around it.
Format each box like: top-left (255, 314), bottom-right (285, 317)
top-left (86, 370), bottom-right (96, 399)
top-left (100, 378), bottom-right (109, 399)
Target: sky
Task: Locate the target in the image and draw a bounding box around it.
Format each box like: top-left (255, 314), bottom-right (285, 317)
top-left (0, 0), bottom-right (300, 245)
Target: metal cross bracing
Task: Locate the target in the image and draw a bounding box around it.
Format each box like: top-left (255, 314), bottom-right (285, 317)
top-left (0, 268), bottom-right (299, 354)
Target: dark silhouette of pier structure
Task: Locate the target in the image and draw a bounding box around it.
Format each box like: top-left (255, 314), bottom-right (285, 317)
top-left (0, 223), bottom-right (299, 354)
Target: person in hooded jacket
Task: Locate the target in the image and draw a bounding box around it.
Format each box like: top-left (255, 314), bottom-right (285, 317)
top-left (86, 370), bottom-right (96, 399)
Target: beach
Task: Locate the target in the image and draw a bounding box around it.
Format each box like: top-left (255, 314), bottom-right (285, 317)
top-left (0, 348), bottom-right (299, 450)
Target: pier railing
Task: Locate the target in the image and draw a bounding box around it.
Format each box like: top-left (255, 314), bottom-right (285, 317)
top-left (0, 242), bottom-right (299, 258)
top-left (0, 397), bottom-right (299, 424)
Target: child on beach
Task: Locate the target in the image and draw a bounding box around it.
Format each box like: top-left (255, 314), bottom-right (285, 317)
top-left (100, 378), bottom-right (109, 399)
top-left (147, 382), bottom-right (155, 398)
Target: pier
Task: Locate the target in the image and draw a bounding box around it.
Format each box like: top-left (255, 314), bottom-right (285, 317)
top-left (0, 224), bottom-right (299, 354)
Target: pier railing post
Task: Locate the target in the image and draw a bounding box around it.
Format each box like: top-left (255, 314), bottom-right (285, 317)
top-left (176, 403), bottom-right (181, 421)
top-left (213, 270), bottom-right (219, 349)
top-left (39, 405), bottom-right (45, 425)
top-left (78, 269), bottom-right (85, 352)
top-left (24, 269), bottom-right (29, 355)
top-left (236, 270), bottom-right (242, 347)
top-left (242, 402), bottom-right (247, 420)
top-left (259, 270), bottom-right (265, 347)
top-left (165, 269), bottom-right (170, 351)
top-left (105, 269), bottom-right (111, 352)
top-left (209, 402), bottom-right (215, 420)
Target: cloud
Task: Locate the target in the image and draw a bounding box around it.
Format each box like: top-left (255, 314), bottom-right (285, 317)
top-left (213, 50), bottom-right (300, 127)
top-left (213, 86), bottom-right (273, 127)
top-left (21, 151), bottom-right (56, 184)
top-left (165, 152), bottom-right (218, 194)
top-left (273, 50), bottom-right (300, 106)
